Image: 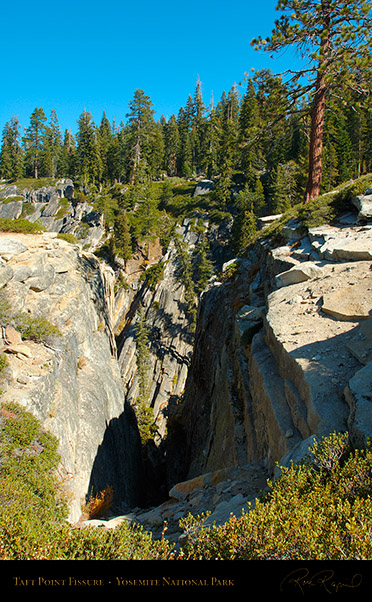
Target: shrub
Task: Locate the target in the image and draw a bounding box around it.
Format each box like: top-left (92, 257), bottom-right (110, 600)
top-left (178, 432), bottom-right (372, 560)
top-left (20, 202), bottom-right (35, 218)
top-left (139, 262), bottom-right (165, 291)
top-left (12, 313), bottom-right (61, 342)
top-left (299, 173), bottom-right (372, 228)
top-left (0, 353), bottom-right (8, 379)
top-left (57, 232), bottom-right (78, 244)
top-left (0, 290), bottom-right (61, 343)
top-left (0, 217), bottom-right (45, 234)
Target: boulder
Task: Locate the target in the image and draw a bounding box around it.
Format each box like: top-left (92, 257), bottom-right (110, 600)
top-left (0, 185), bottom-right (18, 198)
top-left (275, 262), bottom-right (324, 288)
top-left (0, 238), bottom-right (28, 261)
top-left (169, 467), bottom-right (233, 500)
top-left (235, 304), bottom-right (264, 345)
top-left (281, 219), bottom-right (303, 242)
top-left (5, 326), bottom-right (22, 345)
top-left (321, 283), bottom-right (372, 321)
top-left (0, 200), bottom-right (23, 220)
top-left (257, 214), bottom-right (282, 230)
top-left (352, 193), bottom-right (372, 220)
top-left (26, 264), bottom-right (55, 292)
top-left (308, 224), bottom-right (372, 261)
top-left (41, 193), bottom-right (62, 217)
top-left (347, 318), bottom-right (372, 365)
top-left (268, 246), bottom-right (300, 276)
top-left (4, 343), bottom-right (32, 358)
top-left (193, 179), bottom-right (214, 197)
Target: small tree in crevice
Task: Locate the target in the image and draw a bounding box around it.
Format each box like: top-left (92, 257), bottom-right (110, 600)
top-left (134, 306), bottom-right (157, 444)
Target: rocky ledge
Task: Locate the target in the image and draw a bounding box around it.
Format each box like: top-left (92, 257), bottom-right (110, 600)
top-left (82, 463), bottom-right (269, 545)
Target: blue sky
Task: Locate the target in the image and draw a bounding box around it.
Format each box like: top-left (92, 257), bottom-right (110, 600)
top-left (1, 0), bottom-right (299, 136)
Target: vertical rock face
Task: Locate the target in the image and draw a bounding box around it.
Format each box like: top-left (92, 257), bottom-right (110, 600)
top-left (167, 206), bottom-right (372, 485)
top-left (166, 259), bottom-right (260, 486)
top-left (0, 232), bottom-right (142, 522)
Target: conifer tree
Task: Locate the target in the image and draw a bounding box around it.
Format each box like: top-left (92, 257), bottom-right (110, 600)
top-left (0, 116), bottom-right (23, 180)
top-left (59, 129), bottom-right (77, 179)
top-left (76, 110), bottom-right (102, 186)
top-left (191, 77), bottom-right (207, 172)
top-left (177, 100), bottom-right (194, 177)
top-left (193, 234), bottom-right (213, 293)
top-left (23, 107), bottom-right (47, 178)
top-left (252, 0), bottom-right (372, 202)
top-left (164, 114), bottom-right (180, 176)
top-left (201, 106), bottom-right (221, 178)
top-left (126, 89), bottom-right (157, 184)
top-left (98, 111), bottom-right (114, 183)
top-left (43, 109), bottom-right (62, 177)
top-left (113, 210), bottom-right (132, 265)
top-left (239, 79), bottom-right (264, 180)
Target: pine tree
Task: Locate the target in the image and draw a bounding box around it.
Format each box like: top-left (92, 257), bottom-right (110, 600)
top-left (42, 109), bottom-right (62, 177)
top-left (113, 210), bottom-right (132, 265)
top-left (252, 0), bottom-right (372, 202)
top-left (233, 208), bottom-right (257, 254)
top-left (201, 106), bottom-right (221, 178)
top-left (98, 111), bottom-right (114, 184)
top-left (269, 160), bottom-right (303, 213)
top-left (23, 107), bottom-right (47, 178)
top-left (239, 78), bottom-right (264, 179)
top-left (135, 306), bottom-right (150, 399)
top-left (191, 77), bottom-right (207, 172)
top-left (0, 116), bottom-right (23, 180)
top-left (125, 89), bottom-right (157, 184)
top-left (76, 110), bottom-right (102, 186)
top-left (164, 114), bottom-right (180, 176)
top-left (193, 234), bottom-right (214, 293)
top-left (58, 129), bottom-right (77, 179)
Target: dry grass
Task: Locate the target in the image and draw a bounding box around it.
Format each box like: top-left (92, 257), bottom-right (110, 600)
top-left (82, 485), bottom-right (114, 519)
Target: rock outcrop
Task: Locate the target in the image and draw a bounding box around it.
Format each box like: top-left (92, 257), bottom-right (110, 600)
top-left (0, 231), bottom-right (143, 522)
top-left (0, 180), bottom-right (105, 251)
top-left (166, 186), bottom-right (372, 490)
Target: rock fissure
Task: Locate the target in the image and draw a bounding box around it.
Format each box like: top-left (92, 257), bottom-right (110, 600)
top-left (1, 179), bottom-right (372, 543)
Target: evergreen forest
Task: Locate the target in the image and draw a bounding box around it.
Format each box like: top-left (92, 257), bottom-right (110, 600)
top-left (1, 68), bottom-right (372, 216)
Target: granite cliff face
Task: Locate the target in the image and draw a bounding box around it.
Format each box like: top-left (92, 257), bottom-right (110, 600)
top-left (166, 187), bottom-right (372, 490)
top-left (0, 231), bottom-right (143, 522)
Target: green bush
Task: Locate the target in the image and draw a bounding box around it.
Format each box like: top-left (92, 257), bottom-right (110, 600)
top-left (0, 353), bottom-right (8, 377)
top-left (12, 313), bottom-right (61, 342)
top-left (0, 290), bottom-right (61, 343)
top-left (57, 232), bottom-right (79, 244)
top-left (2, 404), bottom-right (372, 560)
top-left (20, 202), bottom-right (36, 218)
top-left (0, 217), bottom-right (45, 234)
top-left (139, 262), bottom-right (165, 291)
top-left (299, 173), bottom-right (372, 228)
top-left (178, 432), bottom-right (372, 560)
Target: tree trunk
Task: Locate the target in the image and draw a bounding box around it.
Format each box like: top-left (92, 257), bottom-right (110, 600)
top-left (304, 76), bottom-right (326, 203)
top-left (130, 119), bottom-right (141, 185)
top-left (304, 3), bottom-right (330, 204)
